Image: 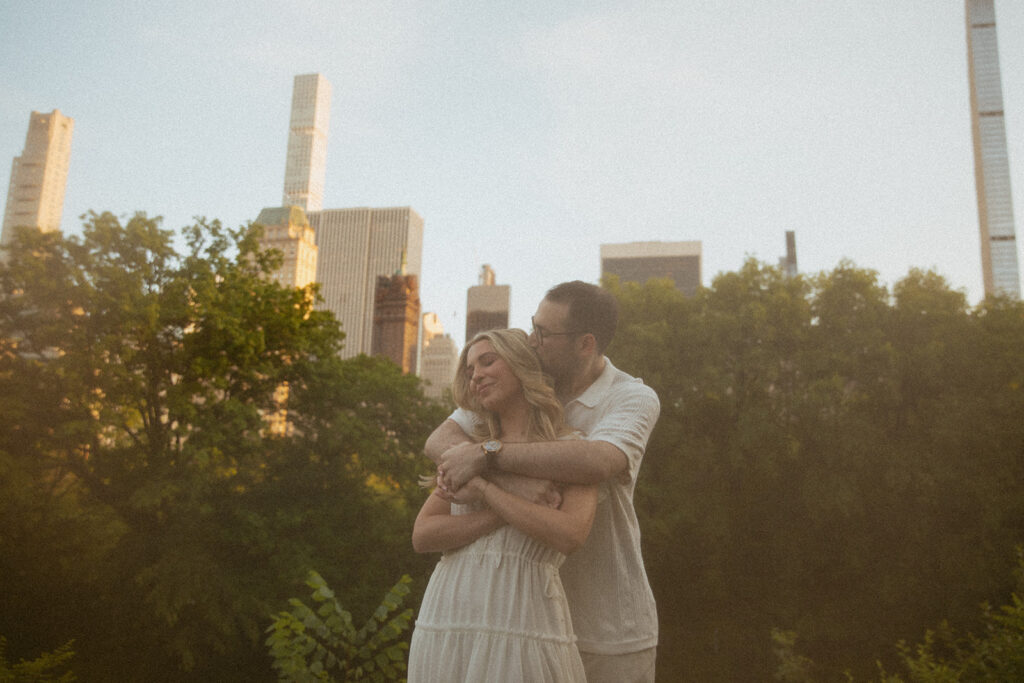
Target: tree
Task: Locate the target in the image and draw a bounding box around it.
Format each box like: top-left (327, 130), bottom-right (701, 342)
top-left (0, 214), bottom-right (446, 680)
top-left (605, 262), bottom-right (1024, 681)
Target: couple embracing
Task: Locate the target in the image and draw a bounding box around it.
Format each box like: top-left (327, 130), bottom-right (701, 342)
top-left (408, 281), bottom-right (661, 682)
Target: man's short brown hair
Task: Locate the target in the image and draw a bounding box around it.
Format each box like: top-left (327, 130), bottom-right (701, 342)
top-left (544, 280), bottom-right (618, 354)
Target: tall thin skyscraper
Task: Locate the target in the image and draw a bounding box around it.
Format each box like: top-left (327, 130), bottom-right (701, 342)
top-left (283, 74), bottom-right (331, 213)
top-left (779, 231), bottom-right (798, 278)
top-left (2, 110), bottom-right (74, 245)
top-left (600, 241), bottom-right (702, 296)
top-left (310, 207), bottom-right (424, 358)
top-left (966, 0), bottom-right (1020, 298)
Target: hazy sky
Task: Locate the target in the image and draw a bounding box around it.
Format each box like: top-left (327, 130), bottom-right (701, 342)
top-left (3, 1), bottom-right (1023, 349)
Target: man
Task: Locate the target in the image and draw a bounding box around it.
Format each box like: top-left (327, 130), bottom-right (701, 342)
top-left (425, 280), bottom-right (661, 683)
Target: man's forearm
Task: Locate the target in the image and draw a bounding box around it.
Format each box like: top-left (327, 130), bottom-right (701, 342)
top-left (494, 439), bottom-right (627, 485)
top-left (424, 419), bottom-right (472, 465)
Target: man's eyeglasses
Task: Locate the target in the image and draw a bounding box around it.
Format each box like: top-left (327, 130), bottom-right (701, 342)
top-left (531, 316), bottom-right (579, 346)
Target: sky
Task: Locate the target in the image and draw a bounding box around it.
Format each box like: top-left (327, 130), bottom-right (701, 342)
top-left (3, 1), bottom-right (1023, 351)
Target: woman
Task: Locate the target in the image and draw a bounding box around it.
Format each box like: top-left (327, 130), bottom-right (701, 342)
top-left (407, 329), bottom-right (598, 682)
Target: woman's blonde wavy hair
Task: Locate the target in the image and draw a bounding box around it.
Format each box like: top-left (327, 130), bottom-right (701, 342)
top-left (453, 328), bottom-right (570, 442)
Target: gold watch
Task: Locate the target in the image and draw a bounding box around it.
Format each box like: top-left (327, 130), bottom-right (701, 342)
top-left (482, 439), bottom-right (502, 469)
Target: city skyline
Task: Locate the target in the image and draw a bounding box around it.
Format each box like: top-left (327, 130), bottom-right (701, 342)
top-left (3, 2), bottom-right (1024, 347)
top-left (309, 206), bottom-right (424, 359)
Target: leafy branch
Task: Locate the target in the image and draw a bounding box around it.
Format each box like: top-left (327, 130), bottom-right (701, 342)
top-left (266, 571), bottom-right (413, 682)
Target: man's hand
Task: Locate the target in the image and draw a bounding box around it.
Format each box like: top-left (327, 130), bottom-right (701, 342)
top-left (438, 441), bottom-right (487, 491)
top-left (488, 471), bottom-right (562, 509)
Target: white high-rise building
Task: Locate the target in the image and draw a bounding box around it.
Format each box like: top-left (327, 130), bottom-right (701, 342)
top-left (966, 0), bottom-right (1020, 298)
top-left (310, 207), bottom-right (424, 358)
top-left (420, 312), bottom-right (458, 399)
top-left (2, 110), bottom-right (74, 245)
top-left (283, 74), bottom-right (331, 213)
top-left (421, 334), bottom-right (459, 400)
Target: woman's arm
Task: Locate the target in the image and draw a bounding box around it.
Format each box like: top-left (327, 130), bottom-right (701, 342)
top-left (411, 488), bottom-right (505, 553)
top-left (459, 479), bottom-right (598, 555)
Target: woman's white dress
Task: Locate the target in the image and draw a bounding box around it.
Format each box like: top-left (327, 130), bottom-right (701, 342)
top-left (407, 501), bottom-right (586, 682)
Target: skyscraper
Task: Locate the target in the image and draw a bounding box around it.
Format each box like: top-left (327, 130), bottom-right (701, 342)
top-left (420, 312), bottom-right (458, 399)
top-left (283, 74), bottom-right (331, 213)
top-left (252, 206), bottom-right (319, 437)
top-left (422, 312), bottom-right (445, 348)
top-left (778, 231), bottom-right (798, 278)
top-left (600, 241), bottom-right (702, 296)
top-left (254, 206), bottom-right (318, 288)
top-left (2, 110), bottom-right (74, 246)
top-left (966, 0), bottom-right (1021, 298)
top-left (372, 273), bottom-right (421, 373)
top-left (310, 207), bottom-right (424, 358)
top-left (465, 264), bottom-right (510, 343)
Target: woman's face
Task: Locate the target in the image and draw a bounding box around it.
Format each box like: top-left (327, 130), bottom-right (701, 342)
top-left (465, 339), bottom-right (522, 412)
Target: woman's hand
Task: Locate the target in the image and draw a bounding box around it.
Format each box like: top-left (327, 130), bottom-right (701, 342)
top-left (448, 476), bottom-right (488, 505)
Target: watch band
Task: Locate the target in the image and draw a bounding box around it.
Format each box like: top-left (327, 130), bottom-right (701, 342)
top-left (482, 439), bottom-right (502, 469)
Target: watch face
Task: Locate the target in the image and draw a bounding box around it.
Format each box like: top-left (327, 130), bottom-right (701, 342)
top-left (484, 439), bottom-right (501, 453)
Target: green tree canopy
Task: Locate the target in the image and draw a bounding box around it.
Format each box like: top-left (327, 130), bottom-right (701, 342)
top-left (0, 213), bottom-right (446, 681)
top-left (605, 262), bottom-right (1024, 681)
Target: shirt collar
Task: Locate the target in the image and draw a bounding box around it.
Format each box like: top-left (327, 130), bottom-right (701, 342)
top-left (568, 356), bottom-right (617, 408)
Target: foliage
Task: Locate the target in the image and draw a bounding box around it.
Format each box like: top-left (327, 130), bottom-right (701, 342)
top-left (266, 572), bottom-right (413, 682)
top-left (604, 262), bottom-right (1024, 681)
top-left (883, 550), bottom-right (1024, 682)
top-left (773, 550), bottom-right (1024, 682)
top-left (0, 637), bottom-right (75, 682)
top-left (771, 629), bottom-right (818, 683)
top-left (6, 211), bottom-right (1023, 681)
top-left (0, 214), bottom-right (445, 680)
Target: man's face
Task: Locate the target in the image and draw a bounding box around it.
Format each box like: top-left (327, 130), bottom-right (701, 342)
top-left (529, 298), bottom-right (579, 383)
